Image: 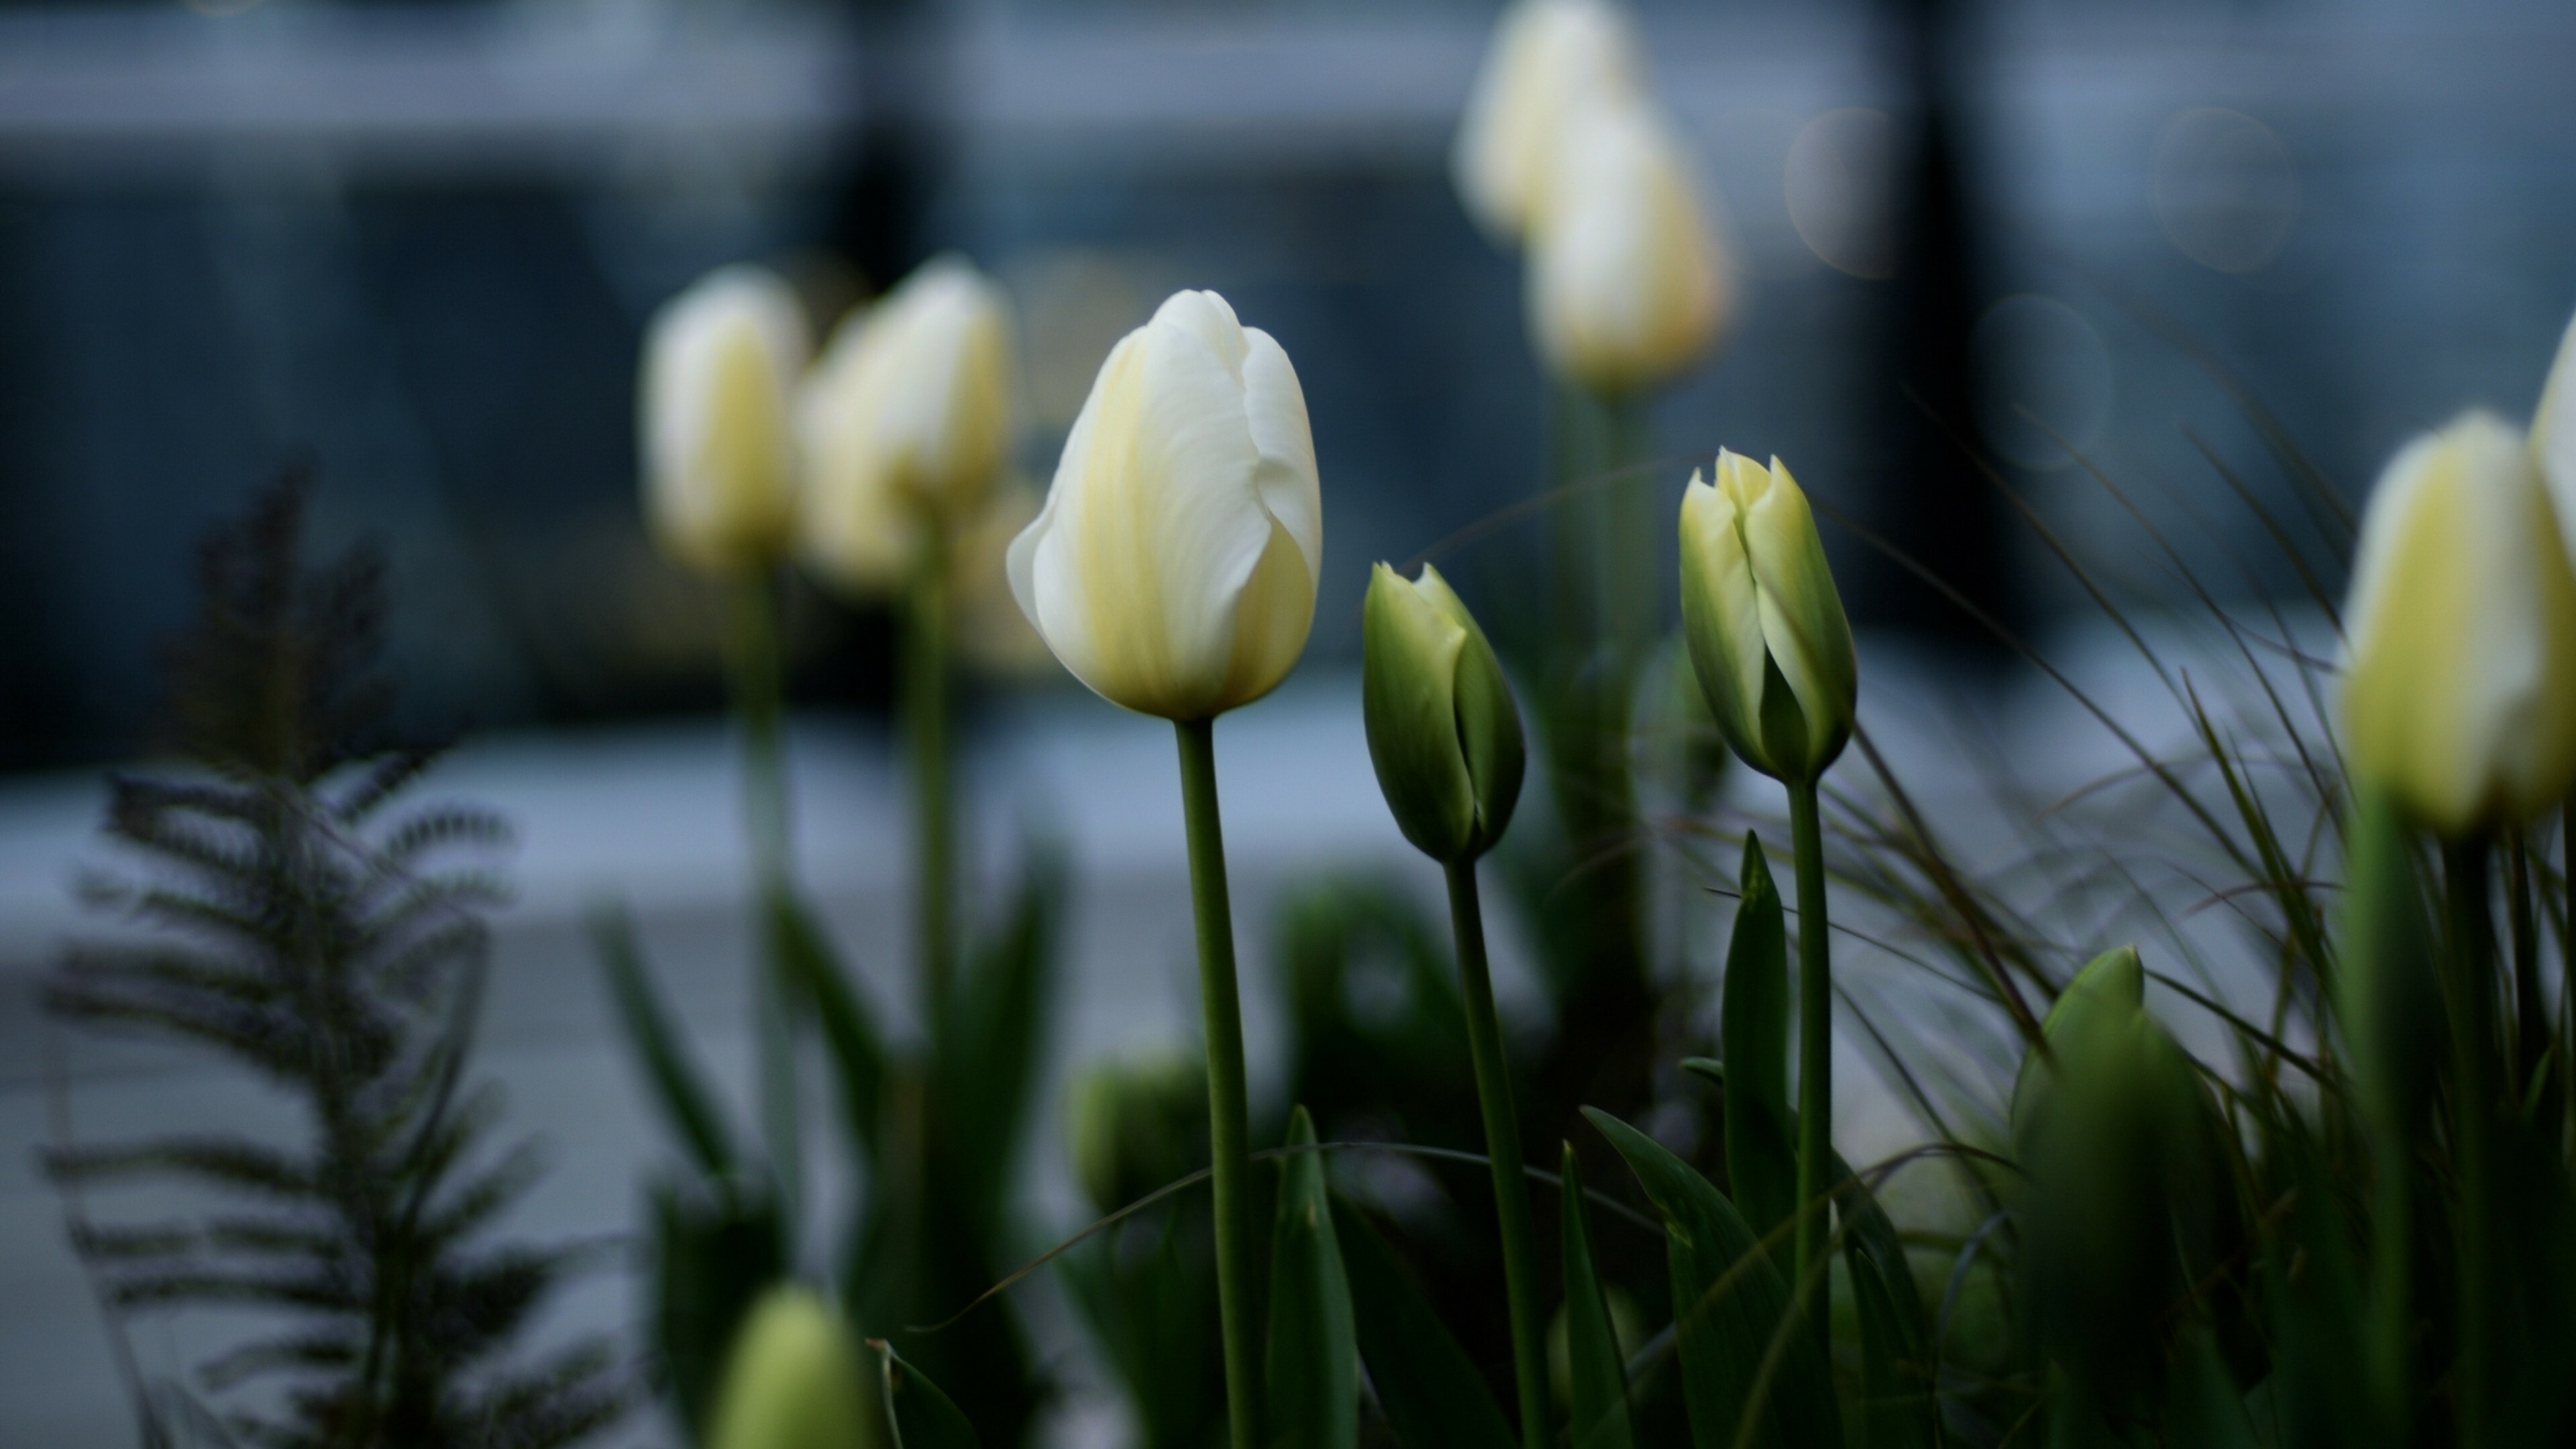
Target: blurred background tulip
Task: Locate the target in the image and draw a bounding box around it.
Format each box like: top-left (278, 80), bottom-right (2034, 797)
top-left (1008, 288), bottom-right (1322, 722)
top-left (2341, 409), bottom-right (2576, 836)
top-left (800, 254), bottom-right (1015, 599)
top-left (641, 266), bottom-right (811, 578)
top-left (1525, 97), bottom-right (1731, 395)
top-left (1451, 0), bottom-right (1644, 246)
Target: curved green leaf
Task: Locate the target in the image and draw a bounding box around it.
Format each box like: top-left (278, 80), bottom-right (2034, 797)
top-left (1718, 835), bottom-right (1795, 1243)
top-left (592, 901), bottom-right (737, 1178)
top-left (1561, 1144), bottom-right (1635, 1449)
top-left (1583, 1108), bottom-right (1837, 1449)
top-left (1326, 1193), bottom-right (1514, 1449)
top-left (876, 1340), bottom-right (979, 1449)
top-left (1268, 1108), bottom-right (1358, 1449)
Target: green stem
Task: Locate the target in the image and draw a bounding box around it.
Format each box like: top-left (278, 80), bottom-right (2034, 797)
top-left (1444, 859), bottom-right (1551, 1449)
top-left (1175, 718), bottom-right (1262, 1449)
top-left (2367, 1108), bottom-right (2412, 1437)
top-left (1788, 780), bottom-right (1833, 1329)
top-left (2443, 838), bottom-right (2497, 1449)
top-left (728, 566), bottom-right (801, 1229)
top-left (907, 532), bottom-right (956, 1026)
top-left (1598, 386), bottom-right (1655, 669)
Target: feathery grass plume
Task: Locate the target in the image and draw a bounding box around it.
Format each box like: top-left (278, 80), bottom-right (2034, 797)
top-left (43, 472), bottom-right (627, 1449)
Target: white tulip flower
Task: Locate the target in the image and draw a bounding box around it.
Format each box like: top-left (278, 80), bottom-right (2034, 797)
top-left (639, 265), bottom-right (809, 575)
top-left (2343, 410), bottom-right (2576, 836)
top-left (1452, 0), bottom-right (1645, 244)
top-left (1526, 97), bottom-right (1730, 394)
top-left (799, 255), bottom-right (1015, 595)
top-left (1678, 449), bottom-right (1856, 785)
top-left (1008, 290), bottom-right (1322, 721)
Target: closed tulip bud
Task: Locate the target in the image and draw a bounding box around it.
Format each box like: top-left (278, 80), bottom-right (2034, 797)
top-left (1526, 97), bottom-right (1729, 394)
top-left (2341, 409), bottom-right (2576, 837)
top-left (1452, 0), bottom-right (1645, 244)
top-left (800, 255), bottom-right (1016, 595)
top-left (2534, 304), bottom-right (2576, 558)
top-left (705, 1287), bottom-right (873, 1449)
top-left (1007, 289), bottom-right (1323, 721)
top-left (641, 265), bottom-right (809, 575)
top-left (1362, 562), bottom-right (1525, 862)
top-left (1678, 450), bottom-right (1856, 785)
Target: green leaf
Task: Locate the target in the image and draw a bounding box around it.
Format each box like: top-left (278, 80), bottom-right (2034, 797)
top-left (767, 888), bottom-right (885, 1160)
top-left (1326, 1193), bottom-right (1515, 1449)
top-left (1583, 1108), bottom-right (1838, 1449)
top-left (2159, 1326), bottom-right (2255, 1449)
top-left (876, 1340), bottom-right (981, 1449)
top-left (1846, 1236), bottom-right (1934, 1449)
top-left (1267, 1108), bottom-right (1358, 1449)
top-left (2263, 1127), bottom-right (2379, 1449)
top-left (1717, 832), bottom-right (1795, 1244)
top-left (592, 900), bottom-right (737, 1178)
top-left (1560, 1144), bottom-right (1635, 1449)
top-left (937, 849), bottom-right (1066, 1217)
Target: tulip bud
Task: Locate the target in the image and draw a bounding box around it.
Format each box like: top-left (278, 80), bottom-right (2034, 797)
top-left (1007, 289), bottom-right (1323, 721)
top-left (1525, 97), bottom-right (1729, 394)
top-left (2341, 409), bottom-right (2576, 837)
top-left (799, 255), bottom-right (1016, 596)
top-left (1678, 450), bottom-right (1856, 785)
top-left (2533, 304), bottom-right (2576, 561)
top-left (705, 1287), bottom-right (873, 1449)
top-left (1451, 0), bottom-right (1645, 244)
top-left (1362, 562), bottom-right (1526, 862)
top-left (641, 265), bottom-right (810, 575)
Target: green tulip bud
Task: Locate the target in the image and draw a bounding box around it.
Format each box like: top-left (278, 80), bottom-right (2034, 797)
top-left (1361, 561), bottom-right (1527, 862)
top-left (1677, 449), bottom-right (1856, 785)
top-left (706, 1287), bottom-right (874, 1449)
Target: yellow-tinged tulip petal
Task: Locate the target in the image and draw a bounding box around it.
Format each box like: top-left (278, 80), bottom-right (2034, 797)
top-left (2532, 303), bottom-right (2576, 564)
top-left (2342, 409), bottom-right (2576, 835)
top-left (1452, 0), bottom-right (1646, 244)
top-left (1008, 289), bottom-right (1323, 720)
top-left (1678, 449), bottom-right (1856, 784)
top-left (1525, 97), bottom-right (1730, 394)
top-left (800, 254), bottom-right (1016, 596)
top-left (641, 265), bottom-right (809, 576)
top-left (705, 1287), bottom-right (872, 1449)
top-left (1362, 562), bottom-right (1525, 861)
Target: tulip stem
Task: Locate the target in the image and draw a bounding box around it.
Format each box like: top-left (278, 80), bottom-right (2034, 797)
top-left (908, 533), bottom-right (956, 1026)
top-left (1174, 717), bottom-right (1263, 1449)
top-left (1787, 779), bottom-right (1833, 1336)
top-left (728, 565), bottom-right (801, 1230)
top-left (1443, 857), bottom-right (1552, 1449)
top-left (2441, 839), bottom-right (2498, 1447)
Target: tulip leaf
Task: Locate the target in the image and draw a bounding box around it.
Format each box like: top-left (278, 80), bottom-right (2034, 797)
top-left (1846, 1235), bottom-right (1935, 1449)
top-left (1267, 1108), bottom-right (1358, 1449)
top-left (1561, 1144), bottom-right (1635, 1449)
top-left (1326, 1193), bottom-right (1515, 1449)
top-left (938, 847), bottom-right (1067, 1220)
top-left (2159, 1326), bottom-right (2257, 1449)
top-left (2332, 786), bottom-right (2438, 1141)
top-left (1583, 1108), bottom-right (1838, 1449)
top-left (767, 886), bottom-right (885, 1160)
top-left (875, 1339), bottom-right (981, 1449)
top-left (2263, 1126), bottom-right (2381, 1449)
top-left (1717, 833), bottom-right (1795, 1242)
top-left (592, 900), bottom-right (738, 1179)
